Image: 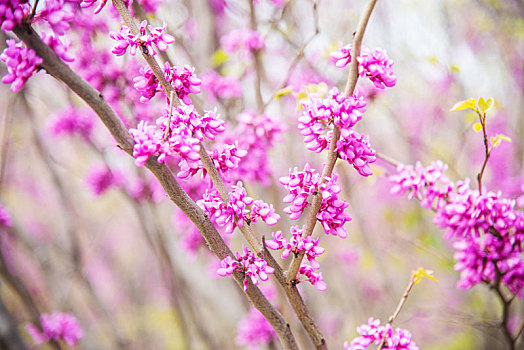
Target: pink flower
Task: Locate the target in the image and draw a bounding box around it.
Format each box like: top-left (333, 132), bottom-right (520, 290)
top-left (236, 307), bottom-right (277, 349)
top-left (336, 130), bottom-right (376, 177)
top-left (1, 39), bottom-right (42, 92)
top-left (41, 33), bottom-right (74, 63)
top-left (0, 204), bottom-right (11, 228)
top-left (85, 165), bottom-right (124, 196)
top-left (298, 88), bottom-right (366, 153)
top-left (280, 164), bottom-right (351, 238)
top-left (201, 70), bottom-right (242, 101)
top-left (35, 0), bottom-right (74, 36)
top-left (216, 246), bottom-right (274, 291)
top-left (48, 106), bottom-right (94, 140)
top-left (250, 200), bottom-right (280, 225)
top-left (331, 43), bottom-right (397, 89)
top-left (0, 0), bottom-right (30, 32)
top-left (26, 312), bottom-right (84, 346)
top-left (344, 318), bottom-right (418, 350)
top-left (110, 21), bottom-right (174, 57)
top-left (221, 29), bottom-right (265, 54)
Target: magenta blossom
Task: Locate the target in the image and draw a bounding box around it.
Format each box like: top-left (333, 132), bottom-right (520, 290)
top-left (1, 39), bottom-right (43, 92)
top-left (26, 312), bottom-right (84, 346)
top-left (344, 318), bottom-right (418, 350)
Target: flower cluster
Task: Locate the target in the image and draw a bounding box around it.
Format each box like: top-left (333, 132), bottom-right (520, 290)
top-left (0, 204), bottom-right (11, 228)
top-left (337, 130), bottom-right (376, 177)
top-left (110, 20), bottom-right (174, 57)
top-left (280, 164), bottom-right (351, 238)
top-left (266, 226), bottom-right (325, 267)
top-left (198, 181), bottom-right (280, 234)
top-left (266, 226), bottom-right (327, 290)
top-left (206, 142), bottom-right (248, 180)
top-left (1, 39), bottom-right (42, 92)
top-left (317, 173), bottom-right (351, 238)
top-left (389, 160), bottom-right (451, 210)
top-left (41, 33), bottom-right (74, 63)
top-left (298, 88), bottom-right (376, 176)
top-left (34, 0), bottom-right (73, 36)
top-left (344, 318), bottom-right (418, 350)
top-left (201, 70), bottom-right (242, 101)
top-left (0, 0), bottom-right (30, 32)
top-left (129, 104), bottom-right (224, 177)
top-left (85, 165), bottom-right (124, 196)
top-left (389, 161), bottom-right (524, 296)
top-left (221, 29), bottom-right (265, 53)
top-left (48, 106), bottom-right (95, 140)
top-left (133, 63), bottom-right (201, 104)
top-left (26, 312), bottom-right (84, 346)
top-left (331, 43), bottom-right (397, 89)
top-left (223, 111), bottom-right (283, 186)
top-left (235, 307), bottom-right (277, 349)
top-left (217, 246), bottom-right (275, 291)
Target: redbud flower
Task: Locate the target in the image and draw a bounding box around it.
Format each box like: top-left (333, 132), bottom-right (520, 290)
top-left (299, 263), bottom-right (327, 291)
top-left (48, 106), bottom-right (94, 140)
top-left (201, 70), bottom-right (242, 101)
top-left (85, 165), bottom-right (124, 196)
top-left (217, 246), bottom-right (274, 291)
top-left (337, 130), bottom-right (376, 177)
top-left (26, 312), bottom-right (84, 346)
top-left (250, 200), bottom-right (280, 225)
top-left (331, 43), bottom-right (397, 89)
top-left (236, 307), bottom-right (277, 350)
top-left (1, 39), bottom-right (42, 92)
top-left (298, 88), bottom-right (366, 153)
top-left (317, 173), bottom-right (351, 238)
top-left (344, 318), bottom-right (418, 350)
top-left (35, 0), bottom-right (74, 36)
top-left (110, 21), bottom-right (174, 57)
top-left (0, 0), bottom-right (30, 32)
top-left (41, 33), bottom-right (74, 63)
top-left (0, 204), bottom-right (11, 228)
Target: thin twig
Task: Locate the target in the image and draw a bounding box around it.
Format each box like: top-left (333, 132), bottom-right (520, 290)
top-left (377, 272), bottom-right (415, 349)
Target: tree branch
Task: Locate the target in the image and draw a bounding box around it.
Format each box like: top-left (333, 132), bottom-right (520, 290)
top-left (13, 21), bottom-right (298, 350)
top-left (286, 0), bottom-right (379, 284)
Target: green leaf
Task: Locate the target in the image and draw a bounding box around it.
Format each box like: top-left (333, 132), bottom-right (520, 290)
top-left (472, 122), bottom-right (483, 132)
top-left (450, 98), bottom-right (477, 112)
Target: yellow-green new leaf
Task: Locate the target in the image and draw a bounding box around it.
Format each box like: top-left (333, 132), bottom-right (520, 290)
top-left (450, 98), bottom-right (477, 112)
top-left (490, 134), bottom-right (512, 149)
top-left (211, 49), bottom-right (228, 67)
top-left (477, 97), bottom-right (494, 113)
top-left (472, 122), bottom-right (483, 132)
top-left (275, 86), bottom-right (293, 99)
top-left (412, 267), bottom-right (438, 284)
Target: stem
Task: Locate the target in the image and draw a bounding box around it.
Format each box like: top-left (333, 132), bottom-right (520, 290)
top-left (378, 273), bottom-right (415, 349)
top-left (477, 112), bottom-right (490, 194)
top-left (13, 21), bottom-right (298, 350)
top-left (286, 0), bottom-right (379, 284)
top-left (248, 0), bottom-right (264, 112)
top-left (492, 264), bottom-right (516, 350)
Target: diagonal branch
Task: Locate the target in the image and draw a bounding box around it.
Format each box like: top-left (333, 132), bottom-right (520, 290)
top-left (12, 22), bottom-right (298, 350)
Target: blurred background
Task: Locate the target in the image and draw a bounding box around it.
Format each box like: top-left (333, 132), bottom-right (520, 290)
top-left (0, 0), bottom-right (523, 348)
